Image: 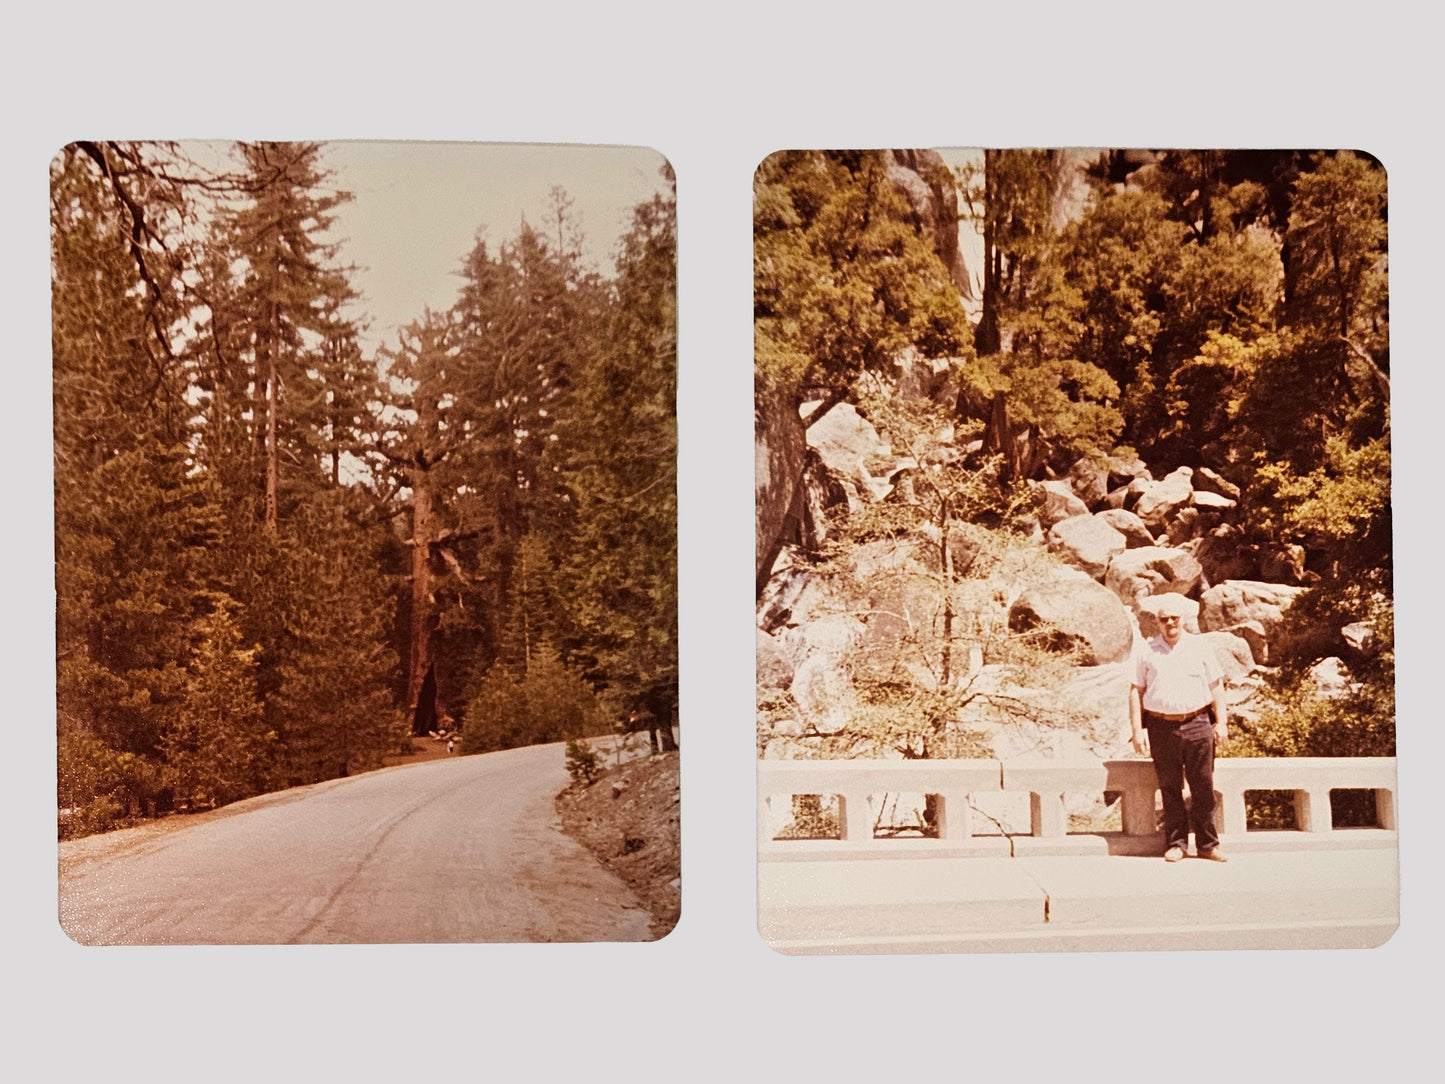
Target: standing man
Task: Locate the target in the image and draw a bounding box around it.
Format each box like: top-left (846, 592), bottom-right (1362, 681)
top-left (1129, 593), bottom-right (1229, 863)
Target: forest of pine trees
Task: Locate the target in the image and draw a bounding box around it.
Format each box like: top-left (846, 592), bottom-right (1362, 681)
top-left (54, 141), bottom-right (677, 836)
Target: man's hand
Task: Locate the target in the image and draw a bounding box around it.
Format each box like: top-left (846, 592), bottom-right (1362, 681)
top-left (1214, 719), bottom-right (1228, 742)
top-left (1131, 730), bottom-right (1149, 756)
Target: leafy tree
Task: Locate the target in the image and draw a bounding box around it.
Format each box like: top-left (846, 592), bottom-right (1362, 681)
top-left (459, 645), bottom-right (604, 754)
top-left (754, 150), bottom-right (972, 417)
top-left (1231, 153), bottom-right (1390, 587)
top-left (423, 217), bottom-right (605, 720)
top-left (54, 140), bottom-right (681, 841)
top-left (53, 145), bottom-right (227, 764)
top-left (499, 531), bottom-right (569, 673)
top-left (564, 737), bottom-right (602, 786)
top-left (826, 390), bottom-right (1098, 771)
top-left (1222, 591), bottom-right (1394, 760)
top-left (270, 496), bottom-right (408, 784)
top-left (161, 603), bottom-right (276, 808)
top-left (1052, 187), bottom-right (1182, 392)
top-left (954, 150), bottom-right (1125, 475)
top-left (963, 149), bottom-right (1081, 359)
top-left (370, 311), bottom-right (476, 733)
top-left (205, 141), bottom-right (358, 533)
top-left (58, 730), bottom-right (163, 837)
top-left (555, 188), bottom-right (678, 739)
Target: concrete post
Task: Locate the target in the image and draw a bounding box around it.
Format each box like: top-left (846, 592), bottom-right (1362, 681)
top-left (840, 791), bottom-right (874, 841)
top-left (1295, 788), bottom-right (1333, 832)
top-left (758, 793), bottom-right (775, 848)
top-left (937, 791), bottom-right (973, 840)
top-left (1030, 791), bottom-right (1067, 837)
top-left (1218, 788), bottom-right (1248, 835)
top-left (1121, 787), bottom-right (1157, 836)
top-left (1376, 787), bottom-right (1397, 831)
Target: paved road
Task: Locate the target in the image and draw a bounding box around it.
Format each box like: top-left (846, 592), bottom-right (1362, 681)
top-left (760, 847), bottom-right (1399, 954)
top-left (59, 742), bottom-right (652, 945)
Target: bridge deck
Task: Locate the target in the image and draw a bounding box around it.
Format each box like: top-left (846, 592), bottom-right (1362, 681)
top-left (759, 847), bottom-right (1399, 954)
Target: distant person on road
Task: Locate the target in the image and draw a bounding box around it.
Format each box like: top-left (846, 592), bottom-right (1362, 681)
top-left (1129, 592), bottom-right (1229, 863)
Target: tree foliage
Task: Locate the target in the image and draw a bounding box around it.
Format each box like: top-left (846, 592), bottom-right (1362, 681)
top-left (55, 142), bottom-right (678, 836)
top-left (757, 145), bottom-right (1392, 764)
top-left (754, 150), bottom-right (972, 410)
top-left (555, 189), bottom-right (679, 731)
top-left (160, 603), bottom-right (276, 808)
top-left (459, 645), bottom-right (604, 755)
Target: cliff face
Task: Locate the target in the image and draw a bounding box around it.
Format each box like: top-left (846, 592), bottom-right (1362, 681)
top-left (885, 149), bottom-right (971, 299)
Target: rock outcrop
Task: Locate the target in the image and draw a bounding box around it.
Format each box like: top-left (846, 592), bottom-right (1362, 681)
top-left (884, 149), bottom-right (971, 297)
top-left (1035, 480), bottom-right (1090, 529)
top-left (1008, 575), bottom-right (1134, 665)
top-left (757, 333), bottom-right (1355, 769)
top-left (1105, 546), bottom-right (1204, 607)
top-left (806, 401), bottom-right (894, 505)
top-left (756, 629), bottom-right (794, 690)
top-left (1134, 466), bottom-right (1196, 530)
top-left (1047, 515), bottom-right (1127, 580)
top-left (1095, 508), bottom-right (1155, 548)
top-left (1198, 580), bottom-right (1307, 664)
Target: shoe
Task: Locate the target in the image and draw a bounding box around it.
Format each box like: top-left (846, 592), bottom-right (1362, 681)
top-left (1164, 846), bottom-right (1186, 862)
top-left (1197, 849), bottom-right (1228, 862)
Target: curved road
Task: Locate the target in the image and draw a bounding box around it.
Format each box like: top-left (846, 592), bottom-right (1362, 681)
top-left (59, 742), bottom-right (652, 945)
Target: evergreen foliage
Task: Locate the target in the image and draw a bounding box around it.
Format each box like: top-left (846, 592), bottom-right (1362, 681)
top-left (556, 188), bottom-right (679, 732)
top-left (269, 496), bottom-right (408, 784)
top-left (758, 146), bottom-right (1392, 763)
top-left (54, 142), bottom-right (679, 837)
top-left (161, 603), bottom-right (276, 808)
top-left (459, 645), bottom-right (605, 754)
top-left (754, 150), bottom-right (972, 409)
top-left (564, 737), bottom-right (602, 786)
top-left (955, 150), bottom-right (1130, 471)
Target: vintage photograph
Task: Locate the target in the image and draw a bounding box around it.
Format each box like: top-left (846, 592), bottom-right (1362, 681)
top-left (55, 140), bottom-right (679, 944)
top-left (755, 148), bottom-right (1396, 953)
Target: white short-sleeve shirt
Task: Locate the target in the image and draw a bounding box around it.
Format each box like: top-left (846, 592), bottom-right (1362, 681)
top-left (1132, 633), bottom-right (1222, 715)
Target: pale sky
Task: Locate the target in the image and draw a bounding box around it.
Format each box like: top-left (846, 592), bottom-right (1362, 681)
top-left (320, 141), bottom-right (671, 354)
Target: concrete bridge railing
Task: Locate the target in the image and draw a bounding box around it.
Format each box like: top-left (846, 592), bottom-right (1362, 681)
top-left (758, 757), bottom-right (1398, 857)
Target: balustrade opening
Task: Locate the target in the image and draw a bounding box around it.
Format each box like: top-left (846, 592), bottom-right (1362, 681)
top-left (1245, 789), bottom-right (1299, 830)
top-left (773, 794), bottom-right (841, 840)
top-left (1330, 788), bottom-right (1382, 828)
top-left (871, 792), bottom-right (941, 839)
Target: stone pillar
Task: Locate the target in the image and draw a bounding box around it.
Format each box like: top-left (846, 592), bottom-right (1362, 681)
top-left (1121, 787), bottom-right (1157, 836)
top-left (840, 791), bottom-right (874, 842)
top-left (1294, 788), bottom-right (1333, 832)
top-left (937, 791), bottom-right (973, 840)
top-left (1218, 788), bottom-right (1248, 836)
top-left (1030, 791), bottom-right (1068, 837)
top-left (1376, 788), bottom-right (1397, 830)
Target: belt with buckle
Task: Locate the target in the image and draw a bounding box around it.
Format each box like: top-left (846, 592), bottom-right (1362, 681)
top-left (1145, 707), bottom-right (1209, 723)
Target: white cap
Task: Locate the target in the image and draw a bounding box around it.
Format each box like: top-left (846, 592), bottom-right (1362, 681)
top-left (1140, 592), bottom-right (1199, 620)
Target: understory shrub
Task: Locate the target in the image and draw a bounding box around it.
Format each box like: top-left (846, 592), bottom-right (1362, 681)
top-left (58, 730), bottom-right (162, 839)
top-left (460, 645), bottom-right (604, 754)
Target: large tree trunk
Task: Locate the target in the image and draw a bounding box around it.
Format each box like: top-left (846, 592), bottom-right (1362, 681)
top-left (407, 468), bottom-right (437, 732)
top-left (263, 302), bottom-right (280, 534)
top-left (975, 149), bottom-right (1002, 356)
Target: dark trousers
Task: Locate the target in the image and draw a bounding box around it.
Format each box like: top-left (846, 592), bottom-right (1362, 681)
top-left (1146, 710), bottom-right (1219, 853)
